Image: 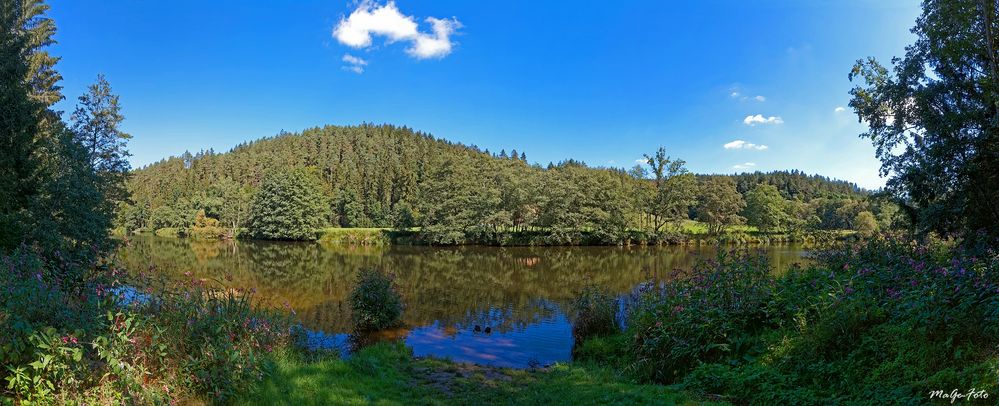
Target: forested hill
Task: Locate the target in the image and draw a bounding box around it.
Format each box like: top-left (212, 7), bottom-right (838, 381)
top-left (698, 171), bottom-right (866, 201)
top-left (121, 124), bottom-right (874, 242)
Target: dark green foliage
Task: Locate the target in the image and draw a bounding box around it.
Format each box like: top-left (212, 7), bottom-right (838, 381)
top-left (70, 74), bottom-right (131, 206)
top-left (126, 126), bottom-right (874, 244)
top-left (150, 205), bottom-right (194, 229)
top-left (133, 276), bottom-right (291, 402)
top-left (626, 250), bottom-right (775, 383)
top-left (609, 238), bottom-right (999, 403)
top-left (247, 169), bottom-right (330, 240)
top-left (571, 286), bottom-right (619, 343)
top-left (704, 170), bottom-right (865, 200)
top-left (1, 249), bottom-right (292, 403)
top-left (849, 0), bottom-right (999, 237)
top-left (349, 269), bottom-right (403, 331)
top-left (0, 0), bottom-right (115, 265)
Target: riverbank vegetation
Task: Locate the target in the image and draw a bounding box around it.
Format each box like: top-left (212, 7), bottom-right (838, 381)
top-left (573, 239), bottom-right (999, 403)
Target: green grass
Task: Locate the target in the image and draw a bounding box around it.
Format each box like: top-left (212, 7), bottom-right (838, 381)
top-left (318, 227), bottom-right (394, 245)
top-left (153, 227), bottom-right (182, 238)
top-left (242, 343), bottom-right (719, 405)
top-left (676, 220), bottom-right (757, 235)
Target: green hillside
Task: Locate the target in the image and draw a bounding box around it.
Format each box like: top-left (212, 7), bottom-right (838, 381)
top-left (120, 124), bottom-right (882, 244)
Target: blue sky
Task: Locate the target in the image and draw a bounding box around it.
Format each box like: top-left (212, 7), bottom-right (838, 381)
top-left (49, 0), bottom-right (920, 189)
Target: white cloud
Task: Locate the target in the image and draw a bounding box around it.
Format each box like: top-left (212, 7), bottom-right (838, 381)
top-left (834, 106), bottom-right (846, 113)
top-left (341, 54), bottom-right (368, 73)
top-left (743, 114), bottom-right (784, 126)
top-left (408, 17), bottom-right (460, 58)
top-left (733, 162), bottom-right (757, 170)
top-left (723, 140), bottom-right (768, 150)
top-left (333, 1), bottom-right (460, 60)
top-left (729, 91), bottom-right (765, 102)
top-left (635, 158), bottom-right (647, 163)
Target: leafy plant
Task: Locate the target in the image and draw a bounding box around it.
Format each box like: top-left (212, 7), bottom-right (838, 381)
top-left (349, 269), bottom-right (403, 331)
top-left (626, 249), bottom-right (775, 383)
top-left (571, 285), bottom-right (619, 343)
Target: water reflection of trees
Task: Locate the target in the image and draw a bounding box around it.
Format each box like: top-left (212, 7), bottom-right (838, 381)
top-left (117, 237), bottom-right (808, 333)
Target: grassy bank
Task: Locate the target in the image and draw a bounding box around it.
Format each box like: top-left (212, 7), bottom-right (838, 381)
top-left (318, 227), bottom-right (394, 246)
top-left (243, 343), bottom-right (714, 405)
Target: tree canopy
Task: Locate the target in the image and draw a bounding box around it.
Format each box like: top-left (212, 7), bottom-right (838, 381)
top-left (0, 1), bottom-right (124, 262)
top-left (849, 0), bottom-right (999, 237)
top-left (247, 168), bottom-right (330, 240)
top-left (122, 125), bottom-right (878, 243)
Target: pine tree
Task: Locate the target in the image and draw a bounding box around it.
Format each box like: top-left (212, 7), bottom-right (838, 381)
top-left (71, 74), bottom-right (132, 204)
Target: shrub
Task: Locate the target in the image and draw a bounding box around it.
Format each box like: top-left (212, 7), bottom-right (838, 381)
top-left (186, 209), bottom-right (228, 240)
top-left (140, 278), bottom-right (291, 401)
top-left (631, 238), bottom-right (999, 403)
top-left (571, 285), bottom-right (619, 343)
top-left (349, 269), bottom-right (403, 331)
top-left (626, 249), bottom-right (775, 383)
top-left (572, 333), bottom-right (631, 367)
top-left (0, 248), bottom-right (292, 403)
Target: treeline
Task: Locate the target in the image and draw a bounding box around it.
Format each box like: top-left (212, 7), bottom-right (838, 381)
top-left (119, 125), bottom-right (890, 244)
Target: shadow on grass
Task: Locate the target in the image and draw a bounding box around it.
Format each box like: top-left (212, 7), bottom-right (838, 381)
top-left (241, 343), bottom-right (720, 405)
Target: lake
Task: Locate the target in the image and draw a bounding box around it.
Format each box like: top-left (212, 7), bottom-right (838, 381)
top-left (117, 236), bottom-right (810, 368)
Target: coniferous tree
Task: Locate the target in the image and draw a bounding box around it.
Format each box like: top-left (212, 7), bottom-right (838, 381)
top-left (0, 0), bottom-right (119, 262)
top-left (71, 74), bottom-right (131, 203)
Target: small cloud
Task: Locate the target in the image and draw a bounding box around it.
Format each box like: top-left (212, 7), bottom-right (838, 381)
top-left (743, 114), bottom-right (784, 126)
top-left (729, 89), bottom-right (764, 102)
top-left (341, 53), bottom-right (367, 73)
top-left (834, 106), bottom-right (846, 113)
top-left (723, 140), bottom-right (768, 150)
top-left (635, 158), bottom-right (647, 163)
top-left (333, 1), bottom-right (461, 60)
top-left (733, 162), bottom-right (757, 170)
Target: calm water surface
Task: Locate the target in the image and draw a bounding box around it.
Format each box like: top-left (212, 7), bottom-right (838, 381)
top-left (118, 236), bottom-right (809, 368)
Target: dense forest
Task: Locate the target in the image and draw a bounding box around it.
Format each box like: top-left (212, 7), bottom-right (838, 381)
top-left (119, 125), bottom-right (886, 243)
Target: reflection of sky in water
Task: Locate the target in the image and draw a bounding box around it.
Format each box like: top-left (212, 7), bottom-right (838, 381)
top-left (301, 329), bottom-right (352, 358)
top-left (406, 314), bottom-right (572, 368)
top-left (303, 310), bottom-right (573, 369)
